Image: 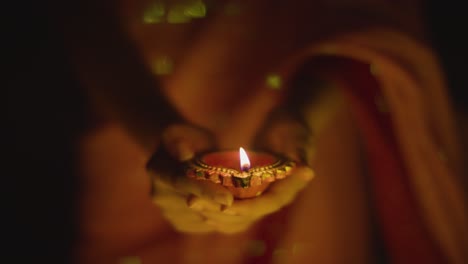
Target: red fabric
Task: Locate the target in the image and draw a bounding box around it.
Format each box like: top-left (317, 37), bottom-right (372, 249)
top-left (242, 57), bottom-right (447, 263)
top-left (337, 59), bottom-right (446, 263)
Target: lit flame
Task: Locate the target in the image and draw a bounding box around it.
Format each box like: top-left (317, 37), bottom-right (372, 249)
top-left (239, 147), bottom-right (250, 171)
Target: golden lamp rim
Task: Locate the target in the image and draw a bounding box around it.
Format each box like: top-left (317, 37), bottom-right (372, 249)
top-left (185, 150), bottom-right (296, 188)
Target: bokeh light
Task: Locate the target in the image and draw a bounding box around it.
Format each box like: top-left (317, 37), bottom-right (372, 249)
top-left (265, 74), bottom-right (282, 90)
top-left (152, 56), bottom-right (174, 75)
top-left (143, 0), bottom-right (207, 24)
top-left (167, 4), bottom-right (192, 23)
top-left (142, 1), bottom-right (165, 24)
top-left (184, 0), bottom-right (207, 18)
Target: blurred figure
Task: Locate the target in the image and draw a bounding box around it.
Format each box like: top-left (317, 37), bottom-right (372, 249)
top-left (9, 0), bottom-right (465, 263)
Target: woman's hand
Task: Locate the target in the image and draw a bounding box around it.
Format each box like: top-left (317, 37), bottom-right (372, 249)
top-left (219, 111), bottom-right (315, 230)
top-left (149, 124), bottom-right (235, 233)
top-left (150, 114), bottom-right (314, 234)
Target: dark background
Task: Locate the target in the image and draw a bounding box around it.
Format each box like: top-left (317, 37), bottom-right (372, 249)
top-left (4, 1), bottom-right (466, 263)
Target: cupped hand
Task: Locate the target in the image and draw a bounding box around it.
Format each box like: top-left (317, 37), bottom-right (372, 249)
top-left (217, 110), bottom-right (315, 232)
top-left (149, 124), bottom-right (235, 233)
top-left (149, 111), bottom-right (315, 235)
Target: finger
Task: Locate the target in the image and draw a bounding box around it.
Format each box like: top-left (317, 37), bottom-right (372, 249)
top-left (225, 166), bottom-right (313, 217)
top-left (256, 112), bottom-right (311, 162)
top-left (162, 124), bottom-right (215, 161)
top-left (202, 220), bottom-right (253, 234)
top-left (279, 126), bottom-right (310, 162)
top-left (152, 190), bottom-right (188, 211)
top-left (199, 209), bottom-right (254, 225)
top-left (175, 178), bottom-right (234, 206)
top-left (153, 173), bottom-right (234, 206)
top-left (187, 195), bottom-right (224, 212)
top-left (171, 223), bottom-right (215, 234)
top-left (162, 211), bottom-right (216, 234)
top-left (153, 189), bottom-right (217, 230)
top-left (162, 210), bottom-right (204, 223)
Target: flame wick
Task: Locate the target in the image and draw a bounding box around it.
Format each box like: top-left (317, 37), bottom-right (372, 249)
top-left (239, 147), bottom-right (251, 172)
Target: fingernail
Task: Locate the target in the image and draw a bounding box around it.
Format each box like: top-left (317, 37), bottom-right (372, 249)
top-left (213, 192), bottom-right (233, 206)
top-left (187, 196), bottom-right (204, 211)
top-left (177, 141), bottom-right (194, 161)
top-left (189, 201), bottom-right (204, 211)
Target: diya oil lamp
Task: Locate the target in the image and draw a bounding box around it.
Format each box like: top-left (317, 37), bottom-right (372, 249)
top-left (186, 147), bottom-right (296, 199)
